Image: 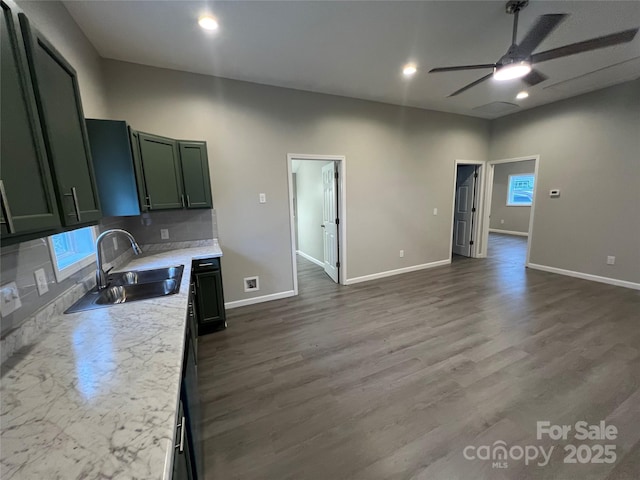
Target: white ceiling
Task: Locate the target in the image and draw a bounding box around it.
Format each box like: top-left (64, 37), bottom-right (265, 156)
top-left (65, 0), bottom-right (640, 119)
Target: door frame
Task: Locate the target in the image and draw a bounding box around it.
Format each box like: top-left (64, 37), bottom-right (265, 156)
top-left (449, 159), bottom-right (487, 260)
top-left (481, 154), bottom-right (540, 266)
top-left (287, 153), bottom-right (347, 293)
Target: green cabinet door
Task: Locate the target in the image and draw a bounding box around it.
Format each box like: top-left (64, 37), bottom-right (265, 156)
top-left (178, 141), bottom-right (213, 209)
top-left (195, 269), bottom-right (226, 326)
top-left (138, 132), bottom-right (184, 210)
top-left (19, 13), bottom-right (101, 226)
top-left (128, 129), bottom-right (149, 213)
top-left (1, 0), bottom-right (60, 237)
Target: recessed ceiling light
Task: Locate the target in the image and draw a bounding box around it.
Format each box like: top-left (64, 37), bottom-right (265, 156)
top-left (493, 61), bottom-right (531, 81)
top-left (198, 15), bottom-right (219, 31)
top-left (516, 91), bottom-right (529, 100)
top-left (402, 63), bottom-right (417, 76)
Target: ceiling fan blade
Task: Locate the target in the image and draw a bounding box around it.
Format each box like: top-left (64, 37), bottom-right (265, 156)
top-left (430, 64), bottom-right (495, 73)
top-left (531, 28), bottom-right (639, 64)
top-left (517, 14), bottom-right (568, 57)
top-left (522, 69), bottom-right (548, 86)
top-left (448, 73), bottom-right (493, 97)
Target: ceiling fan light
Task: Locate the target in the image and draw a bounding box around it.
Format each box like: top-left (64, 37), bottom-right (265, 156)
top-left (402, 63), bottom-right (418, 76)
top-left (493, 62), bottom-right (532, 81)
top-left (198, 15), bottom-right (219, 31)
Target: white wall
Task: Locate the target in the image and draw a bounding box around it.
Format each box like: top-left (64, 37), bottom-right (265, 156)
top-left (489, 160), bottom-right (535, 233)
top-left (490, 80), bottom-right (640, 284)
top-left (295, 161), bottom-right (331, 264)
top-left (103, 60), bottom-right (490, 302)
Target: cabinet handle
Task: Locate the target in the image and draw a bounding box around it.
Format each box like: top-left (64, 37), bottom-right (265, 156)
top-left (175, 415), bottom-right (186, 453)
top-left (198, 262), bottom-right (214, 267)
top-left (181, 194), bottom-right (185, 208)
top-left (64, 187), bottom-right (81, 221)
top-left (186, 195), bottom-right (191, 208)
top-left (0, 180), bottom-right (15, 233)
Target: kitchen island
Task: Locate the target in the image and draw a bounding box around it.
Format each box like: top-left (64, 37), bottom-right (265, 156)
top-left (1, 245), bottom-right (222, 479)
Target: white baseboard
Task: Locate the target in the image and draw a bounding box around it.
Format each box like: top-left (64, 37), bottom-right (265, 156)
top-left (345, 259), bottom-right (451, 285)
top-left (296, 250), bottom-right (324, 267)
top-left (489, 228), bottom-right (528, 237)
top-left (225, 290), bottom-right (296, 309)
top-left (527, 263), bottom-right (640, 290)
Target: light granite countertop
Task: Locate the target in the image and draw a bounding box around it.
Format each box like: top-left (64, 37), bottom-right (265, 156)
top-left (0, 244), bottom-right (222, 480)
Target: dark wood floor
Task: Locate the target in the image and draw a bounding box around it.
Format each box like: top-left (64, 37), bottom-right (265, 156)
top-left (198, 235), bottom-right (640, 480)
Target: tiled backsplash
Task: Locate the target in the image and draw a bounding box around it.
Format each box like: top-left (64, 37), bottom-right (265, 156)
top-left (0, 216), bottom-right (129, 337)
top-left (0, 210), bottom-right (217, 362)
top-left (122, 209), bottom-right (217, 246)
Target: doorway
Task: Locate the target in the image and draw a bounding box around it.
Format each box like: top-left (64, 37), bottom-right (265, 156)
top-left (481, 155), bottom-right (540, 266)
top-left (450, 160), bottom-right (485, 259)
top-left (287, 154), bottom-right (347, 295)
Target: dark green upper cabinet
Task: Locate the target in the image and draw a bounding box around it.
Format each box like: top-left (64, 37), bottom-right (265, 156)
top-left (178, 141), bottom-right (213, 209)
top-left (1, 0), bottom-right (60, 238)
top-left (19, 13), bottom-right (101, 226)
top-left (137, 132), bottom-right (184, 210)
top-left (129, 129), bottom-right (149, 213)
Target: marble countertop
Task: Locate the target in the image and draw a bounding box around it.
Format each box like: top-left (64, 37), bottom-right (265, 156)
top-left (0, 244), bottom-right (223, 480)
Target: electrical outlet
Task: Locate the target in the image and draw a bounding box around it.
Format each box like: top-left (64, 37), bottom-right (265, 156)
top-left (160, 228), bottom-right (169, 240)
top-left (244, 276), bottom-right (260, 292)
top-left (34, 269), bottom-right (49, 296)
top-left (607, 256), bottom-right (616, 265)
top-left (112, 236), bottom-right (118, 251)
top-left (501, 219), bottom-right (505, 224)
top-left (259, 193), bottom-right (266, 204)
top-left (0, 282), bottom-right (22, 317)
top-left (399, 250), bottom-right (404, 258)
top-left (433, 208), bottom-right (438, 215)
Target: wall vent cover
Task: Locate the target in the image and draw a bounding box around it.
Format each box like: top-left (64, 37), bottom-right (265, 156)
top-left (244, 276), bottom-right (260, 292)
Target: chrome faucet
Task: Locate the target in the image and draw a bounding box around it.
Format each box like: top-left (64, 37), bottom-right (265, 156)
top-left (96, 229), bottom-right (142, 290)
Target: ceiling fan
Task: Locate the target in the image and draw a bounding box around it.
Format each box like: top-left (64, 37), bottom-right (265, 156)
top-left (429, 0), bottom-right (639, 97)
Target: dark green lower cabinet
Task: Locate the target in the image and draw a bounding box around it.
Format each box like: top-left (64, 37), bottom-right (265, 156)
top-left (172, 398), bottom-right (193, 480)
top-left (192, 258), bottom-right (227, 336)
top-left (173, 310), bottom-right (202, 480)
top-left (178, 141), bottom-right (212, 209)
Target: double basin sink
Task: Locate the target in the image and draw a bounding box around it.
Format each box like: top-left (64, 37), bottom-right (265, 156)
top-left (66, 266), bottom-right (184, 313)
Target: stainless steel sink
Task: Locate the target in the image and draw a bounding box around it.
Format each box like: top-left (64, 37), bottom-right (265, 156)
top-left (108, 266), bottom-right (183, 285)
top-left (65, 265), bottom-right (184, 313)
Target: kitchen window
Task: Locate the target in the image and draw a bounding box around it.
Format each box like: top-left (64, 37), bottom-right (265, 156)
top-left (47, 226), bottom-right (97, 282)
top-left (507, 174), bottom-right (535, 206)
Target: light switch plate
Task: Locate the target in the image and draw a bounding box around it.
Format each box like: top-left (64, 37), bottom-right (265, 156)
top-left (160, 228), bottom-right (169, 240)
top-left (0, 282), bottom-right (22, 317)
top-left (34, 269), bottom-right (49, 296)
top-left (433, 208), bottom-right (438, 215)
top-left (259, 193), bottom-right (266, 204)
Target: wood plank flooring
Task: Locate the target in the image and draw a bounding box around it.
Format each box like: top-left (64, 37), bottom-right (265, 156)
top-left (198, 235), bottom-right (640, 479)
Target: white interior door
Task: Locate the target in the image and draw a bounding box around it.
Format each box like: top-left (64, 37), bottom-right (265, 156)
top-left (453, 165), bottom-right (478, 257)
top-left (322, 162), bottom-right (339, 283)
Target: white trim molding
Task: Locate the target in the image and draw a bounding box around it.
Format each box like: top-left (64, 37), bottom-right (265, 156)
top-left (527, 263), bottom-right (640, 290)
top-left (449, 159), bottom-right (487, 260)
top-left (346, 259), bottom-right (450, 285)
top-left (489, 228), bottom-right (529, 237)
top-left (296, 250), bottom-right (324, 267)
top-left (225, 290), bottom-right (296, 309)
top-left (482, 155), bottom-right (540, 266)
top-left (287, 153), bottom-right (347, 294)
